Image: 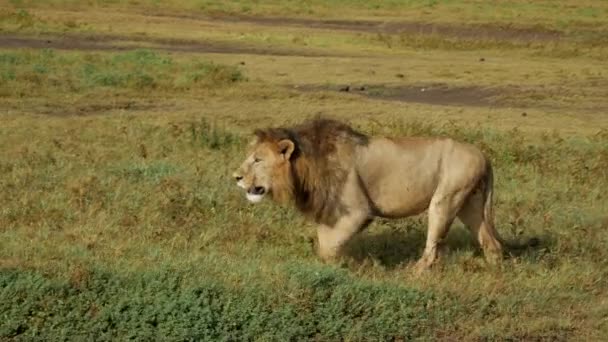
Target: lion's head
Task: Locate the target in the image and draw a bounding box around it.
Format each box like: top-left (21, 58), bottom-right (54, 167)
top-left (232, 118), bottom-right (369, 225)
top-left (232, 132), bottom-right (296, 204)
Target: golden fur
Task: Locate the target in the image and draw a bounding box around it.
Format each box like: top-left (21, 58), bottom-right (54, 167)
top-left (233, 118), bottom-right (506, 272)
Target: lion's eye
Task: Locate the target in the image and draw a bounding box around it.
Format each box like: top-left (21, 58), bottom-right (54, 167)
top-left (254, 157), bottom-right (262, 163)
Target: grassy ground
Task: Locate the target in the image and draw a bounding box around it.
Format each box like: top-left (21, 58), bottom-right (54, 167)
top-left (1, 1), bottom-right (608, 340)
top-left (7, 0), bottom-right (608, 30)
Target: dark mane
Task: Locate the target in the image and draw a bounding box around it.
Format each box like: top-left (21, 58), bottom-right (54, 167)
top-left (254, 118), bottom-right (369, 225)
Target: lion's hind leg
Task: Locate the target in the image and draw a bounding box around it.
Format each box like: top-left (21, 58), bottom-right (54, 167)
top-left (415, 191), bottom-right (465, 274)
top-left (457, 189), bottom-right (503, 265)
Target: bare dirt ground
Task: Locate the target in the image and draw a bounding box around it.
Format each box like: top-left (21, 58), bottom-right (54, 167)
top-left (295, 83), bottom-right (503, 108)
top-left (147, 12), bottom-right (563, 42)
top-left (220, 16), bottom-right (563, 42)
top-left (0, 34), bottom-right (341, 57)
top-left (291, 83), bottom-right (608, 113)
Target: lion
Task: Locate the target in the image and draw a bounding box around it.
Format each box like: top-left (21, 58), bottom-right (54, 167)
top-left (232, 118), bottom-right (505, 272)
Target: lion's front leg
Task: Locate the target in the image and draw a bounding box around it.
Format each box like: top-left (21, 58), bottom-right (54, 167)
top-left (316, 211), bottom-right (369, 263)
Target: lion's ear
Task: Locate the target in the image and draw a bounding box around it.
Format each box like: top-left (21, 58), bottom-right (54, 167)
top-left (247, 136), bottom-right (259, 148)
top-left (277, 139), bottom-right (295, 160)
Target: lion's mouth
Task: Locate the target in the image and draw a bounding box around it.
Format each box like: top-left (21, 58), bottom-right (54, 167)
top-left (245, 186), bottom-right (266, 203)
top-left (249, 186), bottom-right (266, 195)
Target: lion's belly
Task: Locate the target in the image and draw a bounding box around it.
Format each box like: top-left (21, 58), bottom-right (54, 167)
top-left (357, 138), bottom-right (442, 218)
top-left (366, 175), bottom-right (435, 218)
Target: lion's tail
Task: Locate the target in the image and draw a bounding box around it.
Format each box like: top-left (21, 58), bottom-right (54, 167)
top-left (482, 160), bottom-right (495, 231)
top-left (484, 161), bottom-right (539, 252)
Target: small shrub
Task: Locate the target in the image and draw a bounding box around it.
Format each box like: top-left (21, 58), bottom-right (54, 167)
top-left (108, 162), bottom-right (179, 183)
top-left (194, 61), bottom-right (245, 83)
top-left (189, 118), bottom-right (243, 150)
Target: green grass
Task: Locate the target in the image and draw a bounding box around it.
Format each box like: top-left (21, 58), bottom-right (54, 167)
top-left (8, 0), bottom-right (608, 32)
top-left (2, 3), bottom-right (607, 60)
top-left (190, 118), bottom-right (245, 150)
top-left (1, 110), bottom-right (607, 340)
top-left (0, 7), bottom-right (49, 32)
top-left (0, 49), bottom-right (245, 98)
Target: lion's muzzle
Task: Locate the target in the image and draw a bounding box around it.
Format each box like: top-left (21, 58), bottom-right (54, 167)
top-left (245, 186), bottom-right (266, 203)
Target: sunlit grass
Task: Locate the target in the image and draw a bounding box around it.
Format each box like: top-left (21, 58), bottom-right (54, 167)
top-left (1, 108), bottom-right (607, 339)
top-left (6, 0), bottom-right (608, 32)
top-left (2, 4), bottom-right (608, 60)
top-left (0, 49), bottom-right (245, 98)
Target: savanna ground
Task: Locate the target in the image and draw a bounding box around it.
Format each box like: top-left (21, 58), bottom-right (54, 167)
top-left (1, 0), bottom-right (608, 340)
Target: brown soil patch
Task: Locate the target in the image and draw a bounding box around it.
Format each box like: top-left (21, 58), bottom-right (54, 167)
top-left (8, 98), bottom-right (170, 117)
top-left (53, 101), bottom-right (158, 116)
top-left (297, 83), bottom-right (608, 113)
top-left (296, 83), bottom-right (504, 108)
top-left (147, 11), bottom-right (562, 42)
top-left (225, 16), bottom-right (562, 42)
top-left (0, 33), bottom-right (339, 57)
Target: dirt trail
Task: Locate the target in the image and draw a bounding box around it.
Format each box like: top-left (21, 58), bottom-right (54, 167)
top-left (149, 12), bottom-right (562, 42)
top-left (295, 83), bottom-right (505, 108)
top-left (0, 8), bottom-right (563, 57)
top-left (229, 16), bottom-right (561, 41)
top-left (0, 34), bottom-right (341, 57)
top-left (296, 82), bottom-right (608, 113)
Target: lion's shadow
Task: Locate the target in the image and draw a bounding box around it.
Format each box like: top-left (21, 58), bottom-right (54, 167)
top-left (344, 223), bottom-right (551, 269)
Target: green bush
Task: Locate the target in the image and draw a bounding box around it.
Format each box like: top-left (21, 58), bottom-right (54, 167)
top-left (190, 118), bottom-right (244, 150)
top-left (0, 264), bottom-right (454, 341)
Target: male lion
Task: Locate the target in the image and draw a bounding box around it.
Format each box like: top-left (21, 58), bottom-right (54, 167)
top-left (232, 118), bottom-right (504, 272)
